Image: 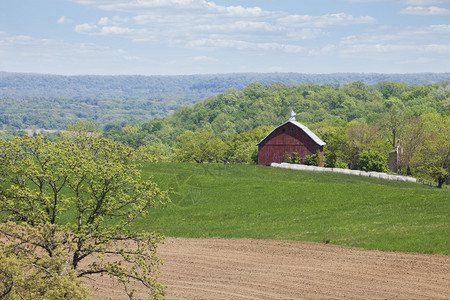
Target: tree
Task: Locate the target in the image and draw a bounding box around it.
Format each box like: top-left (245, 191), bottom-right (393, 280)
top-left (0, 222), bottom-right (89, 299)
top-left (323, 127), bottom-right (351, 168)
top-left (398, 117), bottom-right (428, 172)
top-left (0, 126), bottom-right (169, 299)
top-left (226, 126), bottom-right (272, 164)
top-left (380, 97), bottom-right (407, 148)
top-left (411, 114), bottom-right (450, 188)
top-left (413, 140), bottom-right (449, 188)
top-left (358, 149), bottom-right (389, 173)
top-left (174, 129), bottom-right (228, 163)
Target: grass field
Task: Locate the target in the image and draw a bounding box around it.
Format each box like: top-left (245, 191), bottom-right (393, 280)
top-left (131, 162), bottom-right (449, 255)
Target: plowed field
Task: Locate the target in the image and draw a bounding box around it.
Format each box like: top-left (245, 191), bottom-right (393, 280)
top-left (87, 238), bottom-right (450, 299)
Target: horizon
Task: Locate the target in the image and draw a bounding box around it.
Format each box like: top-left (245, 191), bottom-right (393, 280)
top-left (1, 0), bottom-right (449, 76)
top-left (2, 70), bottom-right (450, 78)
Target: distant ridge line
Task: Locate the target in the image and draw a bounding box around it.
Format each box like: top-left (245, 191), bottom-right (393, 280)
top-left (1, 71), bottom-right (449, 99)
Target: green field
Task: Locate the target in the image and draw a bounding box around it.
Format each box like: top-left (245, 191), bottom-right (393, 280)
top-left (131, 162), bottom-right (449, 255)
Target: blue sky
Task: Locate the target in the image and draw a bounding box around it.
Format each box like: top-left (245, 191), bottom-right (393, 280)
top-left (0, 0), bottom-right (449, 75)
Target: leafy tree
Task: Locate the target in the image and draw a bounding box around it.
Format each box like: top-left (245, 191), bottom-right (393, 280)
top-left (0, 127), bottom-right (169, 299)
top-left (398, 117), bottom-right (428, 172)
top-left (174, 129), bottom-right (228, 163)
top-left (0, 222), bottom-right (89, 299)
top-left (226, 126), bottom-right (272, 164)
top-left (322, 127), bottom-right (351, 168)
top-left (358, 149), bottom-right (389, 173)
top-left (411, 114), bottom-right (450, 188)
top-left (413, 141), bottom-right (449, 188)
top-left (380, 97), bottom-right (407, 148)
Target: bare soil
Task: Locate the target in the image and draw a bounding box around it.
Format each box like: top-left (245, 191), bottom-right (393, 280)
top-left (87, 237), bottom-right (450, 299)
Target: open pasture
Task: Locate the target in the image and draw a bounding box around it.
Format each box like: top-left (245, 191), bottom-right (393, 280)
top-left (134, 162), bottom-right (449, 255)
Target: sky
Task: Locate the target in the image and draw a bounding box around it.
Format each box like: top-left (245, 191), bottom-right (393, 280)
top-left (0, 0), bottom-right (449, 75)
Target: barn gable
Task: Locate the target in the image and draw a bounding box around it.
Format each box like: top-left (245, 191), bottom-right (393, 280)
top-left (257, 111), bottom-right (326, 166)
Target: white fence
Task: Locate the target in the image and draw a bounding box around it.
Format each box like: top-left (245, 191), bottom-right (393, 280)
top-left (271, 163), bottom-right (417, 183)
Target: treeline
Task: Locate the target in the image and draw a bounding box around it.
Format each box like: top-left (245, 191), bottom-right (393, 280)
top-left (2, 72), bottom-right (449, 99)
top-left (100, 81), bottom-right (449, 187)
top-left (103, 81), bottom-right (449, 144)
top-left (0, 95), bottom-right (191, 129)
top-left (1, 72), bottom-right (449, 130)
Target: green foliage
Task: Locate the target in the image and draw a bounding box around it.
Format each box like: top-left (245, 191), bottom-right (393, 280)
top-left (137, 162), bottom-right (450, 255)
top-left (66, 120), bottom-right (101, 133)
top-left (411, 114), bottom-right (450, 188)
top-left (0, 131), bottom-right (169, 299)
top-left (304, 151), bottom-right (321, 166)
top-left (287, 152), bottom-right (302, 164)
top-left (3, 75), bottom-right (450, 187)
top-left (284, 151), bottom-right (320, 166)
top-left (174, 129), bottom-right (228, 163)
top-left (380, 99), bottom-right (406, 147)
top-left (357, 149), bottom-right (389, 172)
top-left (131, 81), bottom-right (449, 149)
top-left (323, 127), bottom-right (351, 168)
top-left (1, 73), bottom-right (449, 131)
top-left (0, 222), bottom-right (89, 299)
top-left (226, 126), bottom-right (273, 163)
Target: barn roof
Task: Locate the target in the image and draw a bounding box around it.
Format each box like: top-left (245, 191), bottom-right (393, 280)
top-left (257, 111), bottom-right (326, 146)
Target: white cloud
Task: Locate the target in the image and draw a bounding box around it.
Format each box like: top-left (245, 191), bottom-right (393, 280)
top-left (340, 24), bottom-right (450, 45)
top-left (98, 17), bottom-right (114, 26)
top-left (57, 16), bottom-right (73, 24)
top-left (346, 0), bottom-right (450, 3)
top-left (278, 13), bottom-right (376, 28)
top-left (341, 43), bottom-right (450, 54)
top-left (69, 0), bottom-right (377, 57)
top-left (98, 16), bottom-right (130, 26)
top-left (187, 38), bottom-right (305, 53)
top-left (217, 5), bottom-right (267, 18)
top-left (195, 21), bottom-right (282, 34)
top-left (99, 26), bottom-right (146, 36)
top-left (401, 6), bottom-right (450, 15)
top-left (339, 24), bottom-right (450, 64)
top-left (74, 23), bottom-right (99, 34)
top-left (402, 0), bottom-right (450, 4)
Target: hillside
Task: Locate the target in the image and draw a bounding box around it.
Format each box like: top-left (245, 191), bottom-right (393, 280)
top-left (107, 81), bottom-right (450, 146)
top-left (136, 162), bottom-right (449, 254)
top-left (1, 72), bottom-right (449, 99)
top-left (1, 72), bottom-right (449, 130)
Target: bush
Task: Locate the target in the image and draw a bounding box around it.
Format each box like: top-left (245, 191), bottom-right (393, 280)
top-left (304, 151), bottom-right (320, 166)
top-left (358, 149), bottom-right (388, 172)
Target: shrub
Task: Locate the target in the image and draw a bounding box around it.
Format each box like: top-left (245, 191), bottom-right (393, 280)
top-left (304, 151), bottom-right (320, 166)
top-left (358, 149), bottom-right (388, 172)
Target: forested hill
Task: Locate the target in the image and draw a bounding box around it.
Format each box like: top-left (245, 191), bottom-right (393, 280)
top-left (1, 72), bottom-right (449, 99)
top-left (1, 72), bottom-right (449, 130)
top-left (133, 81), bottom-right (450, 140)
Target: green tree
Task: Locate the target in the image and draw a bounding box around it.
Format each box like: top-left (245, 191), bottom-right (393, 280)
top-left (0, 128), bottom-right (169, 299)
top-left (323, 127), bottom-right (351, 168)
top-left (380, 97), bottom-right (407, 148)
top-left (358, 149), bottom-right (389, 173)
top-left (411, 114), bottom-right (450, 188)
top-left (175, 129), bottom-right (228, 163)
top-left (0, 222), bottom-right (89, 299)
top-left (226, 126), bottom-right (273, 164)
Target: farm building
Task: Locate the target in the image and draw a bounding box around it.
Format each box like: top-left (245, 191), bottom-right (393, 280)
top-left (257, 111), bottom-right (326, 166)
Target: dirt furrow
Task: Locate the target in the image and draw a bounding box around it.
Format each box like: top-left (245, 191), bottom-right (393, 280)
top-left (87, 237), bottom-right (450, 300)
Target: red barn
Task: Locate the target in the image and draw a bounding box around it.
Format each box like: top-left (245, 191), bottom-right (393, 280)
top-left (257, 111), bottom-right (326, 166)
